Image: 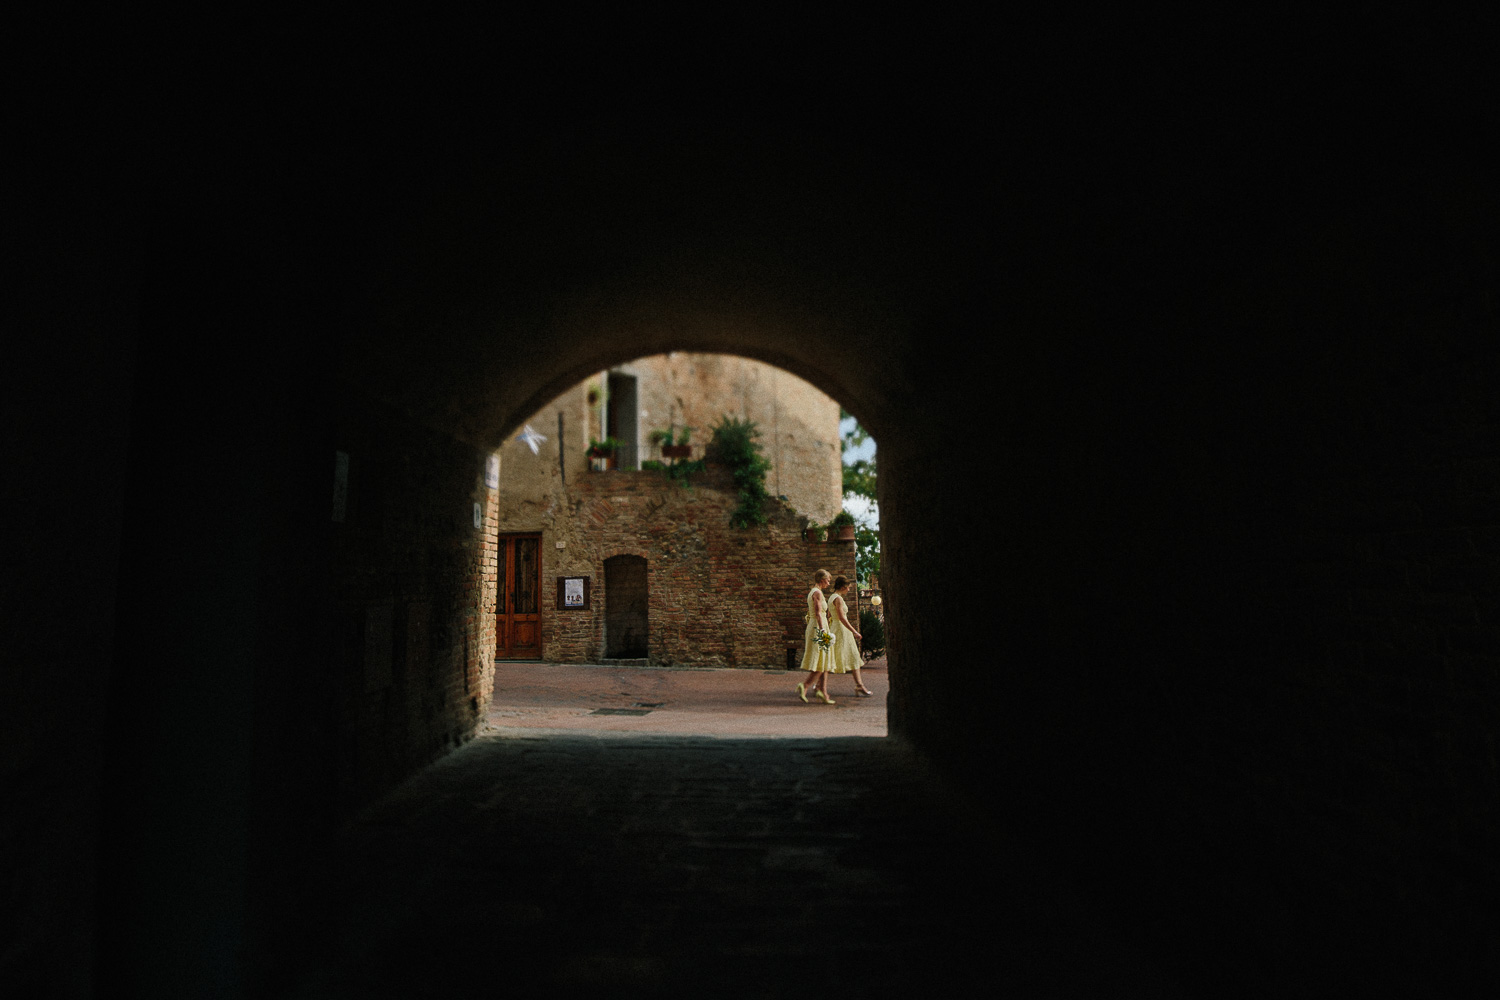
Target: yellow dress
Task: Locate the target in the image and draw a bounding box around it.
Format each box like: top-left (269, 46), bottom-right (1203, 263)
top-left (828, 593), bottom-right (860, 674)
top-left (800, 587), bottom-right (833, 672)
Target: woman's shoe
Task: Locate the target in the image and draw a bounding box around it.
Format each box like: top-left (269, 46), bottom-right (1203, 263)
top-left (816, 688), bottom-right (835, 704)
top-left (856, 687), bottom-right (873, 697)
top-left (796, 682), bottom-right (808, 703)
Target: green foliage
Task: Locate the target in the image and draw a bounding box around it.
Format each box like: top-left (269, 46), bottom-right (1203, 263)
top-left (855, 522), bottom-right (881, 584)
top-left (644, 424), bottom-right (703, 487)
top-left (586, 436), bottom-right (621, 458)
top-left (842, 458), bottom-right (876, 501)
top-left (841, 413), bottom-right (876, 500)
top-left (859, 608), bottom-right (885, 655)
top-left (641, 456), bottom-right (706, 485)
top-left (707, 415), bottom-right (771, 528)
top-left (828, 510), bottom-right (856, 528)
top-left (648, 425), bottom-right (695, 447)
top-left (840, 413), bottom-right (880, 583)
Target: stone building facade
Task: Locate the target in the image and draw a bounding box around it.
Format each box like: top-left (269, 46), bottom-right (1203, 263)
top-left (490, 353), bottom-right (853, 666)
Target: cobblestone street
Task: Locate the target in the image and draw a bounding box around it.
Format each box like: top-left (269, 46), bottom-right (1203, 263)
top-left (485, 658), bottom-right (891, 738)
top-left (293, 704), bottom-right (1178, 997)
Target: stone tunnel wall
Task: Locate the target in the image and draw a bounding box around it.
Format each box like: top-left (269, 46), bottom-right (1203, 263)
top-left (877, 193), bottom-right (1500, 986)
top-left (330, 388), bottom-right (498, 814)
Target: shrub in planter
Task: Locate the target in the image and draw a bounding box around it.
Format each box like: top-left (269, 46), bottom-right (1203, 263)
top-left (586, 436), bottom-right (621, 470)
top-left (828, 510), bottom-right (857, 540)
top-left (649, 425), bottom-right (695, 458)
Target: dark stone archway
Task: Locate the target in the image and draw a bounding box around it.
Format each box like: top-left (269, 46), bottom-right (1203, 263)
top-left (5, 37), bottom-right (1496, 997)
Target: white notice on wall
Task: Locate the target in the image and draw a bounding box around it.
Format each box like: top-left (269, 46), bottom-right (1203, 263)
top-left (473, 502), bottom-right (482, 528)
top-left (486, 454), bottom-right (500, 489)
top-left (564, 577), bottom-right (584, 607)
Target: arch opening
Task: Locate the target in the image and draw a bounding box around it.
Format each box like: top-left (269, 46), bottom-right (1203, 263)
top-left (62, 94), bottom-right (1493, 999)
top-left (471, 350), bottom-right (885, 738)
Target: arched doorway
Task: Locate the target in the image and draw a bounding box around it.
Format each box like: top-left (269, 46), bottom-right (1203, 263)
top-left (603, 554), bottom-right (648, 659)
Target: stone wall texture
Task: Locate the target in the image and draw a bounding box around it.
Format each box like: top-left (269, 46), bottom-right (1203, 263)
top-left (485, 352), bottom-right (851, 668)
top-left (494, 353), bottom-right (843, 528)
top-left (527, 463), bottom-right (856, 667)
top-left (631, 353), bottom-right (843, 523)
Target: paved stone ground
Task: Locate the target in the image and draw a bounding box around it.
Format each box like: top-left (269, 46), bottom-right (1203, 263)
top-left (293, 725), bottom-right (1182, 998)
top-left (486, 658), bottom-right (890, 737)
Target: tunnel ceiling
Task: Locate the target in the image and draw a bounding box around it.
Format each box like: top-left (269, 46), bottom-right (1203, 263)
top-left (336, 124), bottom-right (945, 450)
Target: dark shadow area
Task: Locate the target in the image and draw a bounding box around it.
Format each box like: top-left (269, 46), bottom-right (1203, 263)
top-left (293, 733), bottom-right (1178, 998)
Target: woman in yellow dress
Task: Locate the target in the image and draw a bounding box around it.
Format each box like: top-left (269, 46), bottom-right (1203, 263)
top-left (795, 569), bottom-right (837, 704)
top-left (828, 575), bottom-right (873, 696)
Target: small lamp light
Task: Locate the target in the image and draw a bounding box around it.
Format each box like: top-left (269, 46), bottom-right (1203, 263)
top-left (870, 595), bottom-right (881, 607)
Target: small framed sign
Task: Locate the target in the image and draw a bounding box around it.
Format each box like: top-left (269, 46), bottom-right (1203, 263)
top-left (557, 576), bottom-right (591, 610)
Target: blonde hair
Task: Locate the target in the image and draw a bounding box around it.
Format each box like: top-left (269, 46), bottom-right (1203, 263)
top-left (814, 568), bottom-right (832, 584)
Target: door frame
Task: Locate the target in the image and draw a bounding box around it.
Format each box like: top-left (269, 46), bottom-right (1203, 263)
top-left (496, 532), bottom-right (543, 660)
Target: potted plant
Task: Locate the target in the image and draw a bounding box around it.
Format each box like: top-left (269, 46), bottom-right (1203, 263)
top-left (649, 425), bottom-right (695, 460)
top-left (829, 510), bottom-right (857, 541)
top-left (803, 519), bottom-right (826, 542)
top-left (586, 436), bottom-right (621, 471)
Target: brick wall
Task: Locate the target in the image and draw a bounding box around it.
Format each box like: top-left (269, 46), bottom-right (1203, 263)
top-left (539, 464), bottom-right (856, 667)
top-left (332, 390), bottom-right (498, 813)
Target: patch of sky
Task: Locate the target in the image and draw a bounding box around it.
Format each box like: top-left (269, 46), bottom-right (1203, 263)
top-left (839, 415), bottom-right (876, 464)
top-left (844, 493), bottom-right (877, 525)
top-left (840, 415), bottom-right (877, 527)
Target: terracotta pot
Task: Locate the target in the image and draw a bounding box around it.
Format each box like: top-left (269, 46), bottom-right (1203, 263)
top-left (835, 524), bottom-right (856, 541)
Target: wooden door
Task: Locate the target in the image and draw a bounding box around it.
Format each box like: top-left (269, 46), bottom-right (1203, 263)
top-left (603, 554), bottom-right (649, 658)
top-left (497, 534), bottom-right (542, 659)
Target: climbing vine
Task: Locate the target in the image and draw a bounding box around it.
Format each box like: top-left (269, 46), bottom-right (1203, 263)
top-left (706, 415), bottom-right (772, 528)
